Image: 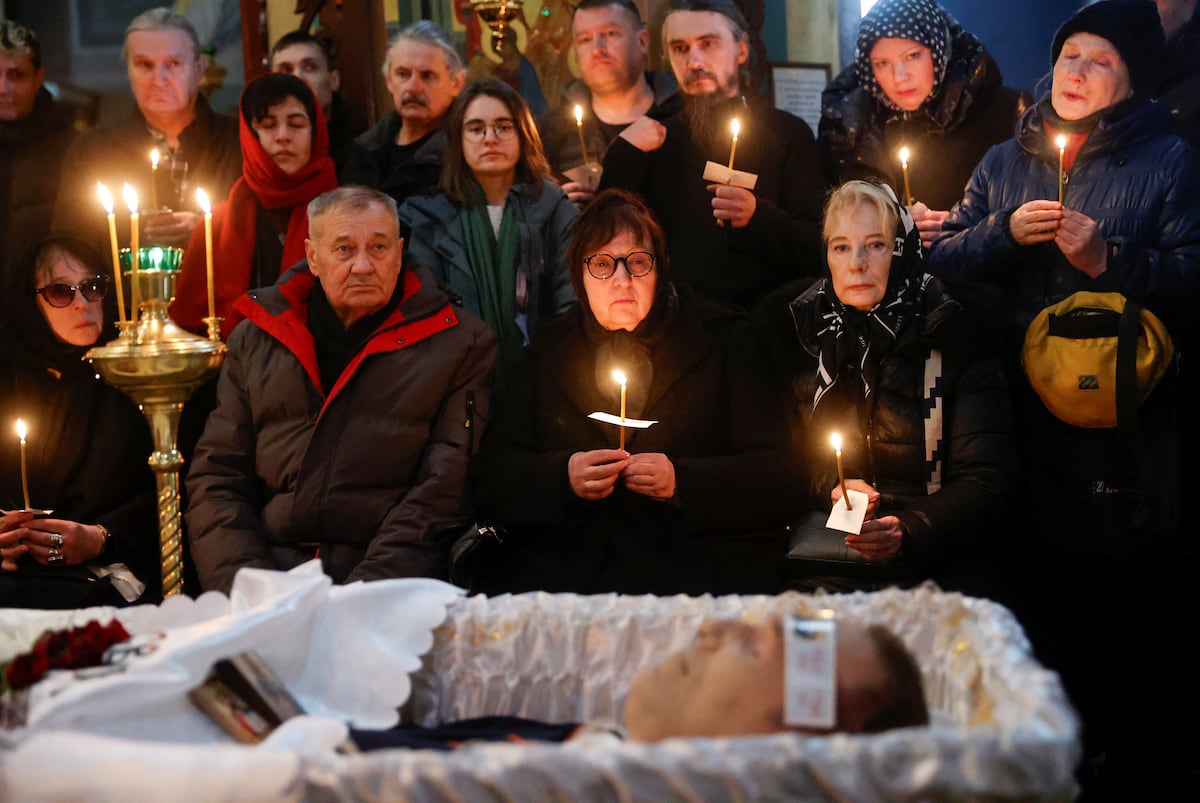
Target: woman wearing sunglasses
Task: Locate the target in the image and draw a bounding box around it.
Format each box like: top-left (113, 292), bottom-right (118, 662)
top-left (470, 190), bottom-right (799, 596)
top-left (400, 78), bottom-right (577, 386)
top-left (0, 236), bottom-right (159, 608)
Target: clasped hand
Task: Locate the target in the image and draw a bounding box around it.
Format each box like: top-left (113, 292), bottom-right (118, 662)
top-left (569, 449), bottom-right (676, 501)
top-left (0, 510), bottom-right (104, 571)
top-left (1009, 200), bottom-right (1107, 277)
top-left (831, 479), bottom-right (903, 562)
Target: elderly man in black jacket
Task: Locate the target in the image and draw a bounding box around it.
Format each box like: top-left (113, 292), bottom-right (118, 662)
top-left (599, 0), bottom-right (825, 311)
top-left (186, 186), bottom-right (496, 594)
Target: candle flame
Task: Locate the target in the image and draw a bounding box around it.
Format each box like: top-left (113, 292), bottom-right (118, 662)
top-left (730, 118), bottom-right (740, 139)
top-left (898, 146), bottom-right (910, 166)
top-left (150, 148), bottom-right (160, 168)
top-left (1055, 134), bottom-right (1067, 151)
top-left (611, 369), bottom-right (627, 387)
top-left (574, 104), bottom-right (583, 125)
top-left (122, 183), bottom-right (139, 213)
top-left (97, 183), bottom-right (114, 214)
top-left (196, 188), bottom-right (211, 214)
top-left (830, 432), bottom-right (842, 452)
top-left (15, 418), bottom-right (26, 442)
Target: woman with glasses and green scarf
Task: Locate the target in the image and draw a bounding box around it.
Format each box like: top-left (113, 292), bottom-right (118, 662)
top-left (400, 78), bottom-right (577, 388)
top-left (0, 236), bottom-right (159, 608)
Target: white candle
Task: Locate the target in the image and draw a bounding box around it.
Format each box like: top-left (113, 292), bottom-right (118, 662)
top-left (612, 369), bottom-right (627, 451)
top-left (196, 189), bottom-right (215, 321)
top-left (15, 419), bottom-right (30, 511)
top-left (830, 432), bottom-right (851, 510)
top-left (96, 183), bottom-right (127, 324)
top-left (573, 104), bottom-right (590, 165)
top-left (1055, 135), bottom-right (1067, 204)
top-left (728, 118), bottom-right (740, 170)
top-left (149, 148), bottom-right (160, 211)
top-left (898, 146), bottom-right (912, 206)
top-left (123, 184), bottom-right (140, 322)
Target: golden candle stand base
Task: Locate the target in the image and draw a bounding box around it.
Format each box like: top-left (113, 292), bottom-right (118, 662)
top-left (85, 269), bottom-right (226, 598)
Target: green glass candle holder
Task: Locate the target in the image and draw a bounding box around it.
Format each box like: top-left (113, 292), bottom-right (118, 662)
top-left (119, 246), bottom-right (183, 273)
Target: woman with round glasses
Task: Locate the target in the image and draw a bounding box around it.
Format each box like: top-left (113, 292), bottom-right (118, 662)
top-left (0, 236), bottom-right (159, 608)
top-left (471, 189), bottom-right (799, 596)
top-left (400, 78), bottom-right (577, 384)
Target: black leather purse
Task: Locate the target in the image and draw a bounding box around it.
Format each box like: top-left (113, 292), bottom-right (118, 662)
top-left (447, 522), bottom-right (506, 593)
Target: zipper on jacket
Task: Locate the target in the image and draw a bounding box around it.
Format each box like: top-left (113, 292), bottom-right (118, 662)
top-left (465, 390), bottom-right (476, 454)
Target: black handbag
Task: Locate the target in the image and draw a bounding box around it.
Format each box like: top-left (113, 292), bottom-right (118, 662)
top-left (447, 522), bottom-right (506, 593)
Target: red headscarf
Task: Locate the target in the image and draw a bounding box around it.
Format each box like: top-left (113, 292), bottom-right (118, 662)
top-left (172, 75), bottom-right (338, 335)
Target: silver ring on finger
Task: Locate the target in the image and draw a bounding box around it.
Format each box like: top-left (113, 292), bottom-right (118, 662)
top-left (48, 546), bottom-right (60, 559)
top-left (49, 532), bottom-right (63, 548)
top-left (49, 553), bottom-right (65, 564)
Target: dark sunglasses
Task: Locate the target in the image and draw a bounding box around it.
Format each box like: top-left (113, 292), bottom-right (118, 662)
top-left (34, 275), bottom-right (111, 308)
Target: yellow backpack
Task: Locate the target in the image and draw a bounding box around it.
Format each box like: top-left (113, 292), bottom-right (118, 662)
top-left (1021, 291), bottom-right (1174, 429)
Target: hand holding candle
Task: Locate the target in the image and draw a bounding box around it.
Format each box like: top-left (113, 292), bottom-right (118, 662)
top-left (898, 146), bottom-right (913, 206)
top-left (149, 148), bottom-right (160, 211)
top-left (15, 419), bottom-right (30, 511)
top-left (612, 369), bottom-right (627, 451)
top-left (196, 188), bottom-right (216, 323)
top-left (727, 118), bottom-right (740, 171)
top-left (96, 183), bottom-right (127, 324)
top-left (123, 184), bottom-right (140, 321)
top-left (830, 432), bottom-right (851, 511)
top-left (1055, 135), bottom-right (1067, 204)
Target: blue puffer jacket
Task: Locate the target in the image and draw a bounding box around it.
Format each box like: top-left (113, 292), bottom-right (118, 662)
top-left (927, 99), bottom-right (1200, 342)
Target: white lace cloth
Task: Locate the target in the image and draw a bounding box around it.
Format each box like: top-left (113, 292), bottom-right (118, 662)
top-left (0, 572), bottom-right (1080, 802)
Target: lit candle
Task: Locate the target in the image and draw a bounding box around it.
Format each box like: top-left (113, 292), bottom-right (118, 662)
top-left (1055, 134), bottom-right (1067, 205)
top-left (728, 118), bottom-right (740, 171)
top-left (612, 369), bottom-right (627, 451)
top-left (149, 148), bottom-right (160, 211)
top-left (96, 183), bottom-right (127, 324)
top-left (573, 104), bottom-right (590, 166)
top-left (196, 188), bottom-right (215, 322)
top-left (123, 184), bottom-right (140, 322)
top-left (898, 146), bottom-right (913, 206)
top-left (15, 419), bottom-right (30, 511)
top-left (830, 432), bottom-right (851, 511)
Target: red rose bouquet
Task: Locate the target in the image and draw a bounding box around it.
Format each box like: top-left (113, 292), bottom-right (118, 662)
top-left (1, 619), bottom-right (131, 693)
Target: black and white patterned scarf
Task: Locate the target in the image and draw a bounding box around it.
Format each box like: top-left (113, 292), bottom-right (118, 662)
top-left (854, 0), bottom-right (952, 112)
top-left (812, 185), bottom-right (929, 411)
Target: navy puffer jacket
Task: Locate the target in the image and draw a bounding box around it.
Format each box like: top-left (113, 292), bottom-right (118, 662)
top-left (928, 99), bottom-right (1200, 344)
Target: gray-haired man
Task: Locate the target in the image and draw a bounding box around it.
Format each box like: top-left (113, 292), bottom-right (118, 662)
top-left (339, 21), bottom-right (466, 207)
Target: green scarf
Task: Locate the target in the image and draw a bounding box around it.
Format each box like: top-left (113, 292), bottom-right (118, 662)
top-left (460, 201), bottom-right (524, 380)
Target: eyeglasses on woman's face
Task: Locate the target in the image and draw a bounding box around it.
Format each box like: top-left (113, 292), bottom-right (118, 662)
top-left (582, 251), bottom-right (656, 280)
top-left (463, 120), bottom-right (517, 142)
top-left (34, 274), bottom-right (111, 308)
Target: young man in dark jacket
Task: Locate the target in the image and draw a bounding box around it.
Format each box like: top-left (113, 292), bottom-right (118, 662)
top-left (186, 186), bottom-right (496, 594)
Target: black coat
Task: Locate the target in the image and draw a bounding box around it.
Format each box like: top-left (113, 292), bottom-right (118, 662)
top-left (50, 95), bottom-right (241, 255)
top-left (0, 89), bottom-right (76, 287)
top-left (1157, 8), bottom-right (1200, 150)
top-left (820, 24), bottom-right (1031, 212)
top-left (338, 112), bottom-right (446, 211)
top-left (749, 277), bottom-right (1017, 580)
top-left (472, 288), bottom-right (801, 595)
top-left (599, 97), bottom-right (825, 310)
top-left (0, 258), bottom-right (159, 607)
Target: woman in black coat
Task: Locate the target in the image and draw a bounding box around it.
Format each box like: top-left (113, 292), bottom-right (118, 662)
top-left (0, 237), bottom-right (159, 608)
top-left (751, 180), bottom-right (1017, 591)
top-left (820, 0), bottom-right (1030, 248)
top-left (472, 189), bottom-right (799, 596)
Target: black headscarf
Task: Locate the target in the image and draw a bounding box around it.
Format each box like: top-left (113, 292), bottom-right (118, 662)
top-left (809, 183), bottom-right (928, 411)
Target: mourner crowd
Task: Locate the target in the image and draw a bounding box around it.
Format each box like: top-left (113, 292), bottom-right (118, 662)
top-left (1, 0), bottom-right (1198, 795)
